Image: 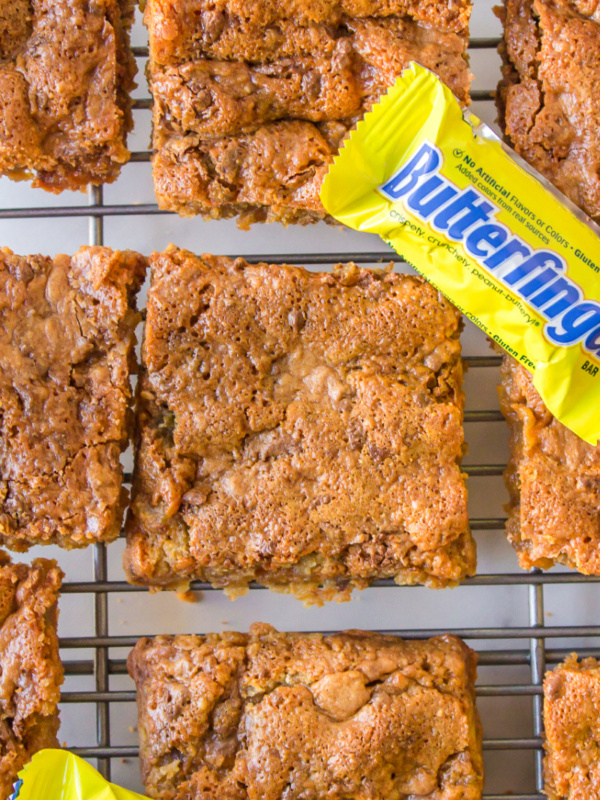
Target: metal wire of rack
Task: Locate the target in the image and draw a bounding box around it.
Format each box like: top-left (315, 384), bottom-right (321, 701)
top-left (2, 29), bottom-right (597, 800)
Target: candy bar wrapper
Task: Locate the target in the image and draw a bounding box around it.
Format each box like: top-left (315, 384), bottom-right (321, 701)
top-left (10, 750), bottom-right (148, 800)
top-left (321, 62), bottom-right (600, 445)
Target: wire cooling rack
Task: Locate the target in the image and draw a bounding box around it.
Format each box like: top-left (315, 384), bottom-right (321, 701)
top-left (1, 20), bottom-right (599, 800)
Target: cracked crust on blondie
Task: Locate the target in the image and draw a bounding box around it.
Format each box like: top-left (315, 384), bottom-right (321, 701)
top-left (499, 356), bottom-right (600, 573)
top-left (0, 246), bottom-right (146, 550)
top-left (0, 553), bottom-right (63, 798)
top-left (128, 624), bottom-right (484, 800)
top-left (124, 248), bottom-right (474, 602)
top-left (0, 0), bottom-right (137, 192)
top-left (146, 0), bottom-right (472, 64)
top-left (497, 0), bottom-right (600, 222)
top-left (544, 654), bottom-right (600, 800)
top-left (146, 0), bottom-right (471, 227)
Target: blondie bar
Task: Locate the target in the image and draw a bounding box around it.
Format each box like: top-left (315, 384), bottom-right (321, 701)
top-left (146, 0), bottom-right (471, 226)
top-left (499, 356), bottom-right (600, 573)
top-left (0, 553), bottom-right (63, 798)
top-left (128, 624), bottom-right (484, 800)
top-left (0, 0), bottom-right (136, 191)
top-left (497, 0), bottom-right (600, 222)
top-left (0, 247), bottom-right (146, 549)
top-left (125, 248), bottom-right (473, 602)
top-left (544, 655), bottom-right (600, 800)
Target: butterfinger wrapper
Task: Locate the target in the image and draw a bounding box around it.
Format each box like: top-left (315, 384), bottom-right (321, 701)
top-left (10, 749), bottom-right (148, 800)
top-left (321, 62), bottom-right (600, 444)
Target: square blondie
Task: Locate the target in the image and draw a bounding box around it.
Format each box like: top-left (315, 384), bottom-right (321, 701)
top-left (128, 624), bottom-right (484, 800)
top-left (0, 553), bottom-right (63, 798)
top-left (0, 246), bottom-right (146, 549)
top-left (146, 0), bottom-right (472, 227)
top-left (499, 356), bottom-right (600, 573)
top-left (544, 655), bottom-right (600, 800)
top-left (0, 0), bottom-right (136, 191)
top-left (497, 0), bottom-right (600, 222)
top-left (124, 247), bottom-right (473, 602)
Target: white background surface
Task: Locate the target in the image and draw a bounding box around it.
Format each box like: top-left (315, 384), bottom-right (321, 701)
top-left (1, 2), bottom-right (595, 796)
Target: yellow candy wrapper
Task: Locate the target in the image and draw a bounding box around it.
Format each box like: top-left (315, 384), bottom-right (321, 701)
top-left (10, 750), bottom-right (148, 800)
top-left (320, 63), bottom-right (600, 445)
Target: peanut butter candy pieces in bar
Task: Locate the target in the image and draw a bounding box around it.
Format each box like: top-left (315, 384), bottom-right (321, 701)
top-left (128, 624), bottom-right (484, 800)
top-left (125, 248), bottom-right (474, 602)
top-left (497, 0), bottom-right (600, 222)
top-left (544, 655), bottom-right (600, 800)
top-left (146, 0), bottom-right (472, 227)
top-left (499, 356), bottom-right (600, 573)
top-left (0, 553), bottom-right (63, 799)
top-left (0, 247), bottom-right (147, 550)
top-left (0, 0), bottom-right (137, 191)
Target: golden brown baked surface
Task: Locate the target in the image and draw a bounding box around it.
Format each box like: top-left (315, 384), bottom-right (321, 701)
top-left (147, 0), bottom-right (473, 64)
top-left (0, 247), bottom-right (147, 550)
top-left (499, 356), bottom-right (600, 573)
top-left (544, 654), bottom-right (600, 800)
top-left (124, 247), bottom-right (473, 602)
top-left (146, 0), bottom-right (471, 227)
top-left (497, 0), bottom-right (600, 222)
top-left (128, 623), bottom-right (484, 800)
top-left (0, 553), bottom-right (63, 798)
top-left (0, 0), bottom-right (137, 192)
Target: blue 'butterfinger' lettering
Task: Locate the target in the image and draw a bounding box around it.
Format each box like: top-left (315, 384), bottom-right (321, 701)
top-left (378, 137), bottom-right (600, 356)
top-left (379, 142), bottom-right (441, 200)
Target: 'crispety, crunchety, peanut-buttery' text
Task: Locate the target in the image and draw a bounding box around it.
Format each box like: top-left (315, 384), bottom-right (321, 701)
top-left (321, 62), bottom-right (600, 445)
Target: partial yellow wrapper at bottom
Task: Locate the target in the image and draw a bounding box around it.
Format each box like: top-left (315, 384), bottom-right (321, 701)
top-left (10, 750), bottom-right (148, 800)
top-left (321, 62), bottom-right (600, 445)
